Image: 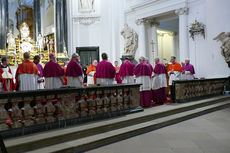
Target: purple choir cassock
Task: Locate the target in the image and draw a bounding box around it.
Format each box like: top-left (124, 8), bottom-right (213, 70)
top-left (43, 60), bottom-right (64, 89)
top-left (36, 63), bottom-right (44, 89)
top-left (96, 60), bottom-right (116, 85)
top-left (146, 62), bottom-right (154, 75)
top-left (152, 62), bottom-right (167, 104)
top-left (134, 62), bottom-right (152, 107)
top-left (37, 64), bottom-right (43, 77)
top-left (66, 59), bottom-right (84, 87)
top-left (119, 61), bottom-right (135, 84)
top-left (182, 64), bottom-right (195, 80)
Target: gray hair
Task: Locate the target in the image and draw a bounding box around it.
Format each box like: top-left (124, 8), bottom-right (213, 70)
top-left (72, 53), bottom-right (79, 59)
top-left (139, 56), bottom-right (145, 61)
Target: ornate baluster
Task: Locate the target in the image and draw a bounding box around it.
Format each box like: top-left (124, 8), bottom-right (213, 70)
top-left (36, 96), bottom-right (47, 124)
top-left (0, 99), bottom-right (9, 130)
top-left (45, 95), bottom-right (56, 123)
top-left (23, 97), bottom-right (35, 127)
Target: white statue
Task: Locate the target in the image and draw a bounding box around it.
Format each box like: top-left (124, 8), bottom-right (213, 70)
top-left (214, 32), bottom-right (230, 67)
top-left (19, 22), bottom-right (31, 42)
top-left (78, 0), bottom-right (95, 13)
top-left (37, 34), bottom-right (44, 48)
top-left (7, 30), bottom-right (15, 47)
top-left (121, 24), bottom-right (138, 56)
top-left (19, 22), bottom-right (34, 53)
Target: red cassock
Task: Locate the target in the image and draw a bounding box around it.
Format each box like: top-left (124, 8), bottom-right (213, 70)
top-left (15, 60), bottom-right (39, 90)
top-left (114, 66), bottom-right (122, 84)
top-left (63, 67), bottom-right (67, 85)
top-left (0, 66), bottom-right (15, 91)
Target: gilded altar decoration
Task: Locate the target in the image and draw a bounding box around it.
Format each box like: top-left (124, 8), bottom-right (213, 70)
top-left (188, 20), bottom-right (205, 40)
top-left (5, 22), bottom-right (55, 66)
top-left (214, 32), bottom-right (230, 67)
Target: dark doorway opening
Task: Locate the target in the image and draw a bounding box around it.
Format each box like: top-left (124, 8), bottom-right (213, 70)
top-left (76, 46), bottom-right (99, 67)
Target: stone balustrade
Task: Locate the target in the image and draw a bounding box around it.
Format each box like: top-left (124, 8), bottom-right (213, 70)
top-left (0, 84), bottom-right (141, 137)
top-left (172, 77), bottom-right (230, 103)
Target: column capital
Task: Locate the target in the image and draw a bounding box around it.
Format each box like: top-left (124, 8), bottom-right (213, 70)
top-left (175, 7), bottom-right (189, 15)
top-left (135, 18), bottom-right (147, 25)
top-left (145, 19), bottom-right (159, 27)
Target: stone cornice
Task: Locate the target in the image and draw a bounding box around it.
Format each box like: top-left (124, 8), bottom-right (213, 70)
top-left (175, 7), bottom-right (189, 15)
top-left (72, 16), bottom-right (101, 25)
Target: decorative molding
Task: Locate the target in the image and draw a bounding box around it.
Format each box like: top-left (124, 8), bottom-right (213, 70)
top-left (135, 18), bottom-right (146, 25)
top-left (125, 0), bottom-right (188, 19)
top-left (175, 7), bottom-right (189, 15)
top-left (145, 19), bottom-right (159, 27)
top-left (189, 20), bottom-right (205, 40)
top-left (72, 16), bottom-right (101, 25)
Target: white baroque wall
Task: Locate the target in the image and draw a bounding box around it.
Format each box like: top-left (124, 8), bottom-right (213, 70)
top-left (188, 0), bottom-right (230, 78)
top-left (125, 0), bottom-right (230, 78)
top-left (67, 0), bottom-right (125, 64)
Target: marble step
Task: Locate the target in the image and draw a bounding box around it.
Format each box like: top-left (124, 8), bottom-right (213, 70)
top-left (24, 100), bottom-right (230, 153)
top-left (5, 95), bottom-right (230, 153)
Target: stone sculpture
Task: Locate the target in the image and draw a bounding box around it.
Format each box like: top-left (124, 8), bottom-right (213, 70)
top-left (214, 32), bottom-right (230, 67)
top-left (121, 24), bottom-right (138, 56)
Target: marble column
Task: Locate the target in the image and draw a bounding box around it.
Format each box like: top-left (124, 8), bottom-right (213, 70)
top-left (55, 0), bottom-right (68, 56)
top-left (136, 19), bottom-right (147, 58)
top-left (0, 0), bottom-right (8, 51)
top-left (175, 7), bottom-right (189, 62)
top-left (151, 22), bottom-right (159, 60)
top-left (34, 0), bottom-right (41, 42)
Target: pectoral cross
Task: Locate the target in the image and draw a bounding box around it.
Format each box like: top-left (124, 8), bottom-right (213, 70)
top-left (150, 40), bottom-right (155, 53)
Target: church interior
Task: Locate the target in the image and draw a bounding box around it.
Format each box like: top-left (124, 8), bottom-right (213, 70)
top-left (0, 0), bottom-right (230, 153)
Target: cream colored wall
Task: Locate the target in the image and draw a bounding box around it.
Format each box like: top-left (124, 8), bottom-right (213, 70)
top-left (157, 30), bottom-right (174, 64)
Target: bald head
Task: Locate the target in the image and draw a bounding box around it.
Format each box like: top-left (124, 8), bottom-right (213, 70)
top-left (24, 52), bottom-right (30, 60)
top-left (93, 60), bottom-right (98, 66)
top-left (185, 58), bottom-right (190, 64)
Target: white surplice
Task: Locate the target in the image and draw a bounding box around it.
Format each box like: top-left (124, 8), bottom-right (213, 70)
top-left (121, 76), bottom-right (135, 84)
top-left (135, 76), bottom-right (151, 91)
top-left (1, 67), bottom-right (12, 91)
top-left (152, 73), bottom-right (167, 90)
top-left (182, 71), bottom-right (194, 80)
top-left (97, 78), bottom-right (114, 85)
top-left (37, 77), bottom-right (45, 90)
top-left (168, 71), bottom-right (182, 86)
top-left (67, 76), bottom-right (83, 87)
top-left (45, 77), bottom-right (63, 89)
top-left (18, 74), bottom-right (38, 91)
top-left (87, 71), bottom-right (95, 86)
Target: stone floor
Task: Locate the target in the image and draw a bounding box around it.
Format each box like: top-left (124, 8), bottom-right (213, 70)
top-left (85, 107), bottom-right (230, 153)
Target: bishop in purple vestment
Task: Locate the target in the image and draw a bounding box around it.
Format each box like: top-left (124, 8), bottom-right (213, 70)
top-left (182, 59), bottom-right (195, 80)
top-left (43, 53), bottom-right (64, 89)
top-left (152, 58), bottom-right (167, 104)
top-left (96, 53), bottom-right (116, 85)
top-left (119, 57), bottom-right (135, 84)
top-left (66, 53), bottom-right (84, 87)
top-left (33, 55), bottom-right (44, 89)
top-left (134, 57), bottom-right (152, 108)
